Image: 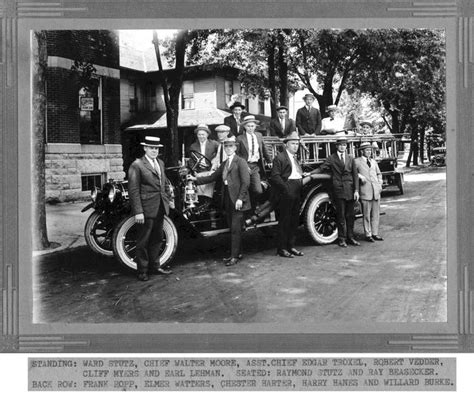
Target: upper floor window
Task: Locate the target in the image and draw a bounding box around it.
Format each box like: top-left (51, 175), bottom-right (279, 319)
top-left (181, 81), bottom-right (194, 110)
top-left (225, 80), bottom-right (234, 105)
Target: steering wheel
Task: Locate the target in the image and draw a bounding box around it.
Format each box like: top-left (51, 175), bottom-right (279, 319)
top-left (189, 150), bottom-right (212, 173)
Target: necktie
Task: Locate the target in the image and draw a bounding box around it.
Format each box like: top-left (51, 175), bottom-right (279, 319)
top-left (366, 157), bottom-right (371, 168)
top-left (153, 159), bottom-right (162, 184)
top-left (219, 145), bottom-right (223, 163)
top-left (223, 158), bottom-right (231, 183)
top-left (250, 134), bottom-right (255, 157)
top-left (340, 153), bottom-right (344, 164)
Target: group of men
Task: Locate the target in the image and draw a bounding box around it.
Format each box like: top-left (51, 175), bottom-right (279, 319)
top-left (127, 98), bottom-right (385, 281)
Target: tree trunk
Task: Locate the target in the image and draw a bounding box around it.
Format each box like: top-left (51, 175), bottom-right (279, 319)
top-left (411, 124), bottom-right (419, 166)
top-left (277, 32), bottom-right (289, 107)
top-left (32, 31), bottom-right (50, 250)
top-left (419, 126), bottom-right (425, 164)
top-left (267, 41), bottom-right (277, 118)
top-left (153, 30), bottom-right (188, 166)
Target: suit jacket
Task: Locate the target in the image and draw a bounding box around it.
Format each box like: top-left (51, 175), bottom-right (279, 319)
top-left (224, 115), bottom-right (245, 137)
top-left (196, 155), bottom-right (251, 211)
top-left (236, 131), bottom-right (272, 173)
top-left (354, 156), bottom-right (383, 200)
top-left (128, 156), bottom-right (171, 218)
top-left (317, 152), bottom-right (360, 200)
top-left (270, 149), bottom-right (300, 193)
top-left (269, 117), bottom-right (296, 138)
top-left (295, 106), bottom-right (322, 135)
top-left (188, 139), bottom-right (219, 161)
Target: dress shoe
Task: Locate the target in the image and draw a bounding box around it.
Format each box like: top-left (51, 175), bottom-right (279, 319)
top-left (338, 240), bottom-right (347, 248)
top-left (137, 273), bottom-right (149, 281)
top-left (365, 236), bottom-right (375, 242)
top-left (276, 249), bottom-right (294, 258)
top-left (225, 257), bottom-right (240, 267)
top-left (150, 267), bottom-right (172, 275)
top-left (347, 238), bottom-right (360, 246)
top-left (289, 248), bottom-right (304, 256)
top-left (223, 254), bottom-right (243, 262)
top-left (372, 235), bottom-right (384, 241)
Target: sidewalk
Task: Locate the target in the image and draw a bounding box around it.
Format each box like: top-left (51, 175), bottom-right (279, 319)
top-left (33, 201), bottom-right (91, 257)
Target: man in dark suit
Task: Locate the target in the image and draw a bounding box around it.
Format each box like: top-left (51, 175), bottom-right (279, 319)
top-left (269, 105), bottom-right (296, 138)
top-left (223, 101), bottom-right (246, 137)
top-left (189, 136), bottom-right (251, 266)
top-left (295, 93), bottom-right (322, 136)
top-left (236, 115), bottom-right (272, 207)
top-left (312, 137), bottom-right (360, 247)
top-left (270, 131), bottom-right (305, 258)
top-left (128, 136), bottom-right (173, 281)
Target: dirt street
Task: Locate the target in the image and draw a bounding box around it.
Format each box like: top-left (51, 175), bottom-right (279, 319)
top-left (34, 166), bottom-right (446, 324)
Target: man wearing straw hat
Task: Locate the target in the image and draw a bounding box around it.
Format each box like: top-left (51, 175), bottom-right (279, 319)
top-left (321, 104), bottom-right (344, 135)
top-left (355, 142), bottom-right (384, 242)
top-left (312, 136), bottom-right (360, 248)
top-left (128, 136), bottom-right (173, 281)
top-left (270, 131), bottom-right (306, 258)
top-left (188, 136), bottom-right (250, 266)
top-left (295, 93), bottom-right (322, 136)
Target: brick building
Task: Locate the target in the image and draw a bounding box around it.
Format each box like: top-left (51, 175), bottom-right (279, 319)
top-left (45, 30), bottom-right (124, 202)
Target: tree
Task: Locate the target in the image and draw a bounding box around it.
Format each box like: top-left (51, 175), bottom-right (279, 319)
top-left (152, 30), bottom-right (188, 166)
top-left (32, 31), bottom-right (50, 250)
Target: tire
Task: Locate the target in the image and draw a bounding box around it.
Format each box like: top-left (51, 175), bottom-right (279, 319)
top-left (84, 211), bottom-right (114, 257)
top-left (304, 192), bottom-right (338, 245)
top-left (112, 214), bottom-right (178, 272)
top-left (397, 174), bottom-right (404, 195)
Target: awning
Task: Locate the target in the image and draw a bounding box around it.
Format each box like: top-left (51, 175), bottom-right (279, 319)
top-left (125, 108), bottom-right (232, 131)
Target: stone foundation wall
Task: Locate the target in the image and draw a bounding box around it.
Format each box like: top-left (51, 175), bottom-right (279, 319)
top-left (45, 143), bottom-right (125, 202)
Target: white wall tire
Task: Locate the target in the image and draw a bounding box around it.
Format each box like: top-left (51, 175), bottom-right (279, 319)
top-left (112, 214), bottom-right (178, 272)
top-left (304, 192), bottom-right (338, 245)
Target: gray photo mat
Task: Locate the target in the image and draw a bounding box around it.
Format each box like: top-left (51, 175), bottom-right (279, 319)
top-left (1, 0), bottom-right (471, 352)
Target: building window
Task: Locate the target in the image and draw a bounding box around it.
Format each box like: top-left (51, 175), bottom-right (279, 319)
top-left (81, 173), bottom-right (105, 191)
top-left (79, 77), bottom-right (102, 144)
top-left (258, 96), bottom-right (265, 115)
top-left (225, 80), bottom-right (234, 105)
top-left (181, 81), bottom-right (194, 110)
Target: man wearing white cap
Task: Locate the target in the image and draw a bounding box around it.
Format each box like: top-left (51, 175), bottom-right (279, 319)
top-left (355, 142), bottom-right (384, 242)
top-left (188, 136), bottom-right (250, 266)
top-left (128, 136), bottom-right (173, 281)
top-left (321, 105), bottom-right (344, 135)
top-left (188, 124), bottom-right (219, 203)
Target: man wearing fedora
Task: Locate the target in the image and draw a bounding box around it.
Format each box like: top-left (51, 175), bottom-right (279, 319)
top-left (224, 101), bottom-right (246, 137)
top-left (187, 124), bottom-right (219, 204)
top-left (128, 136), bottom-right (173, 281)
top-left (355, 142), bottom-right (384, 242)
top-left (271, 131), bottom-right (306, 258)
top-left (188, 136), bottom-right (250, 266)
top-left (236, 115), bottom-right (272, 206)
top-left (295, 93), bottom-right (322, 136)
top-left (313, 136), bottom-right (360, 247)
top-left (269, 105), bottom-right (296, 138)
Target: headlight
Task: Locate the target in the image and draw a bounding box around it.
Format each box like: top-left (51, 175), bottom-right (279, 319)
top-left (90, 187), bottom-right (98, 202)
top-left (108, 186), bottom-right (116, 203)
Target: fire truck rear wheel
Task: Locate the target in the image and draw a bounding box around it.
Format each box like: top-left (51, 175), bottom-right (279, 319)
top-left (112, 214), bottom-right (178, 272)
top-left (304, 192), bottom-right (338, 245)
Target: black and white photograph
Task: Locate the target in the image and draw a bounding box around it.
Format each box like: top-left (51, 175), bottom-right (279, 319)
top-left (30, 27), bottom-right (448, 326)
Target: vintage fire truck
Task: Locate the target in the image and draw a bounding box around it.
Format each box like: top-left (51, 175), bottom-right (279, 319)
top-left (82, 133), bottom-right (403, 272)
